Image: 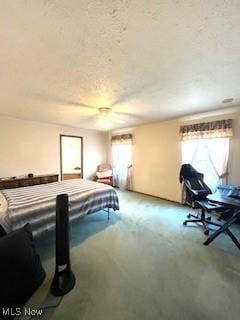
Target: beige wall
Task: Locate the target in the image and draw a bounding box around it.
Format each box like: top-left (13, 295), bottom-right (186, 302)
top-left (0, 116), bottom-right (108, 179)
top-left (132, 111), bottom-right (240, 203)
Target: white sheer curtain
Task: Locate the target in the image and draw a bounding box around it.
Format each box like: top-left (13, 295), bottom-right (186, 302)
top-left (204, 138), bottom-right (229, 183)
top-left (112, 142), bottom-right (132, 190)
top-left (181, 137), bottom-right (230, 190)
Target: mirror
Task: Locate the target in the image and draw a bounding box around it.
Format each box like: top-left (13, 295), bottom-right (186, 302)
top-left (60, 135), bottom-right (83, 180)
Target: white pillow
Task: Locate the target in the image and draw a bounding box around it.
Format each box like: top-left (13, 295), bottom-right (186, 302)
top-left (96, 170), bottom-right (112, 179)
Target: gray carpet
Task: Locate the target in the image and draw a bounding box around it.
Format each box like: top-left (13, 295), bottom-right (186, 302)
top-left (26, 190), bottom-right (240, 320)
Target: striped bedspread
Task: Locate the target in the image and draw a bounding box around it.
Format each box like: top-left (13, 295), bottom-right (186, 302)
top-left (0, 179), bottom-right (119, 236)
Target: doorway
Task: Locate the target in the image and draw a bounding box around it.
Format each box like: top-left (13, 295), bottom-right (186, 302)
top-left (60, 135), bottom-right (83, 180)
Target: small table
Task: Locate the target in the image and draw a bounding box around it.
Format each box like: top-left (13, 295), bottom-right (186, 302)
top-left (204, 191), bottom-right (240, 249)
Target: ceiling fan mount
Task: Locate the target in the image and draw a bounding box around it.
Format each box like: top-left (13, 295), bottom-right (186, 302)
top-left (98, 107), bottom-right (112, 116)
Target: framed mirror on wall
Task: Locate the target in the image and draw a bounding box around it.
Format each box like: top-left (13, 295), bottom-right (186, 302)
top-left (60, 135), bottom-right (83, 181)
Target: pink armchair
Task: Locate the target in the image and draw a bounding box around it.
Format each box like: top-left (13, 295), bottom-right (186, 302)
top-left (95, 164), bottom-right (113, 186)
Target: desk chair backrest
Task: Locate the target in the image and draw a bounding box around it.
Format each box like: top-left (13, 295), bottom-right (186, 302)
top-left (179, 164), bottom-right (212, 206)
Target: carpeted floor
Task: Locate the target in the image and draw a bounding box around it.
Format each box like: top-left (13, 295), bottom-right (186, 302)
top-left (27, 190), bottom-right (240, 320)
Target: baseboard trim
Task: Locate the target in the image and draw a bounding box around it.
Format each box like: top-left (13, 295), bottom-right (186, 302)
top-left (131, 189), bottom-right (181, 205)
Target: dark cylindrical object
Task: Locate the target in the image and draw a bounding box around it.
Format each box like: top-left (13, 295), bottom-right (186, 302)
top-left (50, 194), bottom-right (75, 296)
top-left (56, 194), bottom-right (70, 266)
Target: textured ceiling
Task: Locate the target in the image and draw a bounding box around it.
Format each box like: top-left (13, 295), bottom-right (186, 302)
top-left (1, 0), bottom-right (240, 130)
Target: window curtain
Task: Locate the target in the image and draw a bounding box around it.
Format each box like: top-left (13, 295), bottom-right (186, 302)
top-left (111, 134), bottom-right (133, 190)
top-left (180, 119), bottom-right (233, 140)
top-left (204, 138), bottom-right (230, 184)
top-left (180, 119), bottom-right (233, 187)
top-left (181, 138), bottom-right (230, 189)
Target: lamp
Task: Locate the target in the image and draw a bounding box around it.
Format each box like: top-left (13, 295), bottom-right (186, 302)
top-left (98, 107), bottom-right (112, 130)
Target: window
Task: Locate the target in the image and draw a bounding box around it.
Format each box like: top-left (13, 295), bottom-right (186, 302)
top-left (181, 138), bottom-right (229, 191)
top-left (112, 143), bottom-right (132, 171)
top-left (111, 134), bottom-right (133, 190)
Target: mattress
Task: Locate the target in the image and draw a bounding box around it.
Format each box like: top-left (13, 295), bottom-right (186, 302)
top-left (0, 179), bottom-right (119, 236)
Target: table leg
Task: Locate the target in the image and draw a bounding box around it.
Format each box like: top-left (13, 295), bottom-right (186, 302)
top-left (225, 229), bottom-right (240, 250)
top-left (203, 209), bottom-right (240, 249)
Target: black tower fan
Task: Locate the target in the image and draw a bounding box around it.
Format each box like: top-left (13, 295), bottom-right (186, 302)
top-left (51, 194), bottom-right (76, 296)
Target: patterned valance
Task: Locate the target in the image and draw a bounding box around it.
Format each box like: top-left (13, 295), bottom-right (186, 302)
top-left (180, 119), bottom-right (233, 140)
top-left (111, 134), bottom-right (133, 144)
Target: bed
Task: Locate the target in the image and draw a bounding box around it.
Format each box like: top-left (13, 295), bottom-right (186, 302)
top-left (0, 179), bottom-right (119, 236)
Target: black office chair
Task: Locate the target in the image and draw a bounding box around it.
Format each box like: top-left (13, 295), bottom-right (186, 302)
top-left (180, 164), bottom-right (224, 235)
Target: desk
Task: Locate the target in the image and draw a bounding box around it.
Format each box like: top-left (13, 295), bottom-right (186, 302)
top-left (204, 191), bottom-right (240, 249)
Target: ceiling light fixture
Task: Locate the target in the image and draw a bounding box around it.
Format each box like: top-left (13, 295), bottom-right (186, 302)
top-left (98, 107), bottom-right (112, 116)
top-left (98, 118), bottom-right (111, 130)
top-left (222, 98), bottom-right (234, 104)
top-left (98, 107), bottom-right (112, 130)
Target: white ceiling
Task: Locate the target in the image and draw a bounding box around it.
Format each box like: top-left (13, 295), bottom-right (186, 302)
top-left (1, 0), bottom-right (240, 130)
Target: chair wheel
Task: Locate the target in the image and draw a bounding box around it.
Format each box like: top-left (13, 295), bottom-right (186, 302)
top-left (204, 230), bottom-right (209, 235)
top-left (187, 214), bottom-right (191, 219)
top-left (183, 221), bottom-right (187, 226)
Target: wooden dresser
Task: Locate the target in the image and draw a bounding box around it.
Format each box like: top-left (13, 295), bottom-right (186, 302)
top-left (0, 174), bottom-right (59, 190)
